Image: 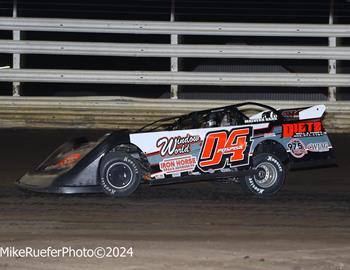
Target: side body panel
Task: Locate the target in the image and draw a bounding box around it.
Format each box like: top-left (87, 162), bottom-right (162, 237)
top-left (130, 124), bottom-right (269, 181)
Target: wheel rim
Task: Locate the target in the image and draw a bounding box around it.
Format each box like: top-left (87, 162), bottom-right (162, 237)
top-left (106, 162), bottom-right (133, 189)
top-left (254, 162), bottom-right (278, 188)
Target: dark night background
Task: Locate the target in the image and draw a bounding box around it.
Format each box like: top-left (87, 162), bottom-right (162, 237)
top-left (0, 0), bottom-right (350, 100)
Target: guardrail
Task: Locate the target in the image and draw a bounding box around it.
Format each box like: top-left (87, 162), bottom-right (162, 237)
top-left (1, 17), bottom-right (350, 37)
top-left (1, 40), bottom-right (350, 60)
top-left (0, 97), bottom-right (348, 132)
top-left (1, 17), bottom-right (349, 94)
top-left (0, 16), bottom-right (349, 130)
top-left (1, 69), bottom-right (350, 87)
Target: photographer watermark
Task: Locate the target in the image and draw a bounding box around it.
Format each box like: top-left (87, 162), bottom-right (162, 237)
top-left (0, 246), bottom-right (133, 258)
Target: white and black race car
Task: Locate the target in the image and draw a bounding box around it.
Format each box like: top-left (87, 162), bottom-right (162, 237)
top-left (17, 102), bottom-right (335, 197)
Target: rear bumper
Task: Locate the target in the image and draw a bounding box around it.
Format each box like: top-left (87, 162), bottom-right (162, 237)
top-left (289, 149), bottom-right (336, 170)
top-left (16, 173), bottom-right (101, 194)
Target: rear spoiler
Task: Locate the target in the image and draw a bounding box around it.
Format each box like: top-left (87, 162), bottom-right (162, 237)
top-left (278, 105), bottom-right (326, 121)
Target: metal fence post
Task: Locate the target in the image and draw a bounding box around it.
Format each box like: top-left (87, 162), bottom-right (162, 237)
top-left (170, 0), bottom-right (178, 99)
top-left (328, 0), bottom-right (336, 101)
top-left (12, 0), bottom-right (20, 96)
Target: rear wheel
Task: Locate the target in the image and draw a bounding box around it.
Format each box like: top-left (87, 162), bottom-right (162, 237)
top-left (99, 152), bottom-right (141, 197)
top-left (240, 153), bottom-right (285, 197)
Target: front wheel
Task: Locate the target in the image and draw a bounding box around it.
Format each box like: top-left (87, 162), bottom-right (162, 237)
top-left (240, 153), bottom-right (285, 197)
top-left (99, 152), bottom-right (141, 197)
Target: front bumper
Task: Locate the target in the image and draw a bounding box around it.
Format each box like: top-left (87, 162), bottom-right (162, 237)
top-left (16, 173), bottom-right (102, 194)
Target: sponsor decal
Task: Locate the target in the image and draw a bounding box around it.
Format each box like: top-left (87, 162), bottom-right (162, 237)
top-left (244, 112), bottom-right (277, 124)
top-left (244, 116), bottom-right (277, 124)
top-left (282, 121), bottom-right (323, 138)
top-left (198, 127), bottom-right (252, 172)
top-left (150, 171), bottom-right (165, 179)
top-left (159, 155), bottom-right (197, 174)
top-left (156, 134), bottom-right (200, 157)
top-left (306, 142), bottom-right (330, 152)
top-left (281, 109), bottom-right (302, 118)
top-left (287, 138), bottom-right (307, 158)
top-left (47, 153), bottom-right (81, 170)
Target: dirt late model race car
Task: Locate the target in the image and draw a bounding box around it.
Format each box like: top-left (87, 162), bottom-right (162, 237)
top-left (17, 102), bottom-right (336, 198)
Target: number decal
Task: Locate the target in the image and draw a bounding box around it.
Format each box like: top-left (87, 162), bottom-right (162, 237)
top-left (199, 131), bottom-right (227, 168)
top-left (198, 127), bottom-right (252, 172)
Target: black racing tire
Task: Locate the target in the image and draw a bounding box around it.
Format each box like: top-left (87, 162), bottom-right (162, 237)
top-left (99, 152), bottom-right (141, 197)
top-left (240, 153), bottom-right (285, 197)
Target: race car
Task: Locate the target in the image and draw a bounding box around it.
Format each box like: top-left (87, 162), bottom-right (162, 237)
top-left (17, 102), bottom-right (336, 197)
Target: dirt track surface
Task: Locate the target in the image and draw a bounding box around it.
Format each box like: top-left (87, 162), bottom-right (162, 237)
top-left (0, 129), bottom-right (349, 270)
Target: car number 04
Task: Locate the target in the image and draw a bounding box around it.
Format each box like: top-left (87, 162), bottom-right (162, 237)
top-left (199, 128), bottom-right (250, 169)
